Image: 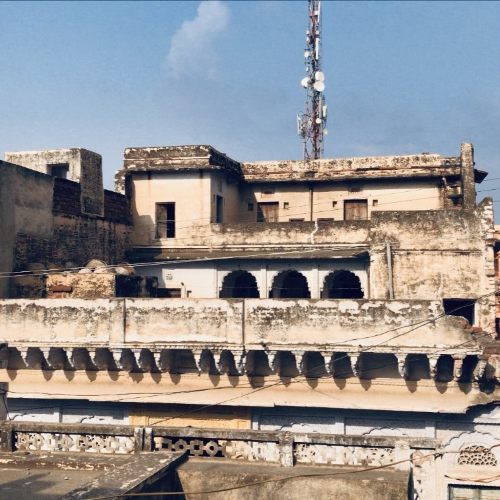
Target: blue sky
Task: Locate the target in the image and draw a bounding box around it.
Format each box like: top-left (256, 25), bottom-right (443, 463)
top-left (1, 1), bottom-right (499, 212)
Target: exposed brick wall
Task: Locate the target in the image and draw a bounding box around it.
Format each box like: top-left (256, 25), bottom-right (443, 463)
top-left (12, 178), bottom-right (132, 275)
top-left (53, 178), bottom-right (81, 216)
top-left (104, 190), bottom-right (132, 224)
top-left (53, 178), bottom-right (130, 224)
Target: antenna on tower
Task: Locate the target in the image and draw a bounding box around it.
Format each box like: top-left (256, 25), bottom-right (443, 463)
top-left (297, 0), bottom-right (327, 160)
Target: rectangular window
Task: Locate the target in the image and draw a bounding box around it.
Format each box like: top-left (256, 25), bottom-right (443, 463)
top-left (318, 218), bottom-right (335, 221)
top-left (157, 288), bottom-right (182, 298)
top-left (443, 299), bottom-right (475, 325)
top-left (257, 202), bottom-right (279, 222)
top-left (48, 163), bottom-right (69, 179)
top-left (156, 202), bottom-right (175, 238)
top-left (344, 200), bottom-right (368, 220)
top-left (449, 485), bottom-right (500, 499)
top-left (289, 218), bottom-right (305, 222)
top-left (261, 187), bottom-right (275, 198)
top-left (216, 195), bottom-right (224, 223)
top-left (283, 202), bottom-right (290, 209)
top-left (247, 203), bottom-right (254, 211)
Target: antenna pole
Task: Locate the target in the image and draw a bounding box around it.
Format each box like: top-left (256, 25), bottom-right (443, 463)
top-left (297, 0), bottom-right (327, 160)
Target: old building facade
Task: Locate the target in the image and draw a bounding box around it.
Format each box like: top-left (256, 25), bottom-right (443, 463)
top-left (1, 143), bottom-right (500, 499)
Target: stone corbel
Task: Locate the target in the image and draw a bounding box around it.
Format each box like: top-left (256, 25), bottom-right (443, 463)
top-left (348, 352), bottom-right (360, 377)
top-left (213, 351), bottom-right (231, 375)
top-left (293, 351), bottom-right (305, 375)
top-left (235, 351), bottom-right (253, 375)
top-left (428, 355), bottom-right (440, 381)
top-left (18, 348), bottom-right (31, 369)
top-left (321, 352), bottom-right (334, 376)
top-left (193, 350), bottom-right (211, 375)
top-left (473, 357), bottom-right (488, 381)
top-left (40, 348), bottom-right (53, 370)
top-left (396, 354), bottom-right (408, 378)
top-left (453, 354), bottom-right (465, 381)
top-left (132, 349), bottom-right (148, 372)
top-left (70, 348), bottom-right (90, 370)
top-left (266, 351), bottom-right (280, 374)
top-left (111, 348), bottom-right (124, 371)
top-left (153, 351), bottom-right (168, 373)
top-left (63, 348), bottom-right (76, 370)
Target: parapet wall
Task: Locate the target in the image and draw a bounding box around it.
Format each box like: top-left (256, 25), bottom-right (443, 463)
top-left (0, 298), bottom-right (475, 351)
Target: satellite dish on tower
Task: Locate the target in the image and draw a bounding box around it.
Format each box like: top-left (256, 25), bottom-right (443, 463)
top-left (301, 77), bottom-right (310, 88)
top-left (313, 80), bottom-right (325, 92)
top-left (315, 71), bottom-right (325, 82)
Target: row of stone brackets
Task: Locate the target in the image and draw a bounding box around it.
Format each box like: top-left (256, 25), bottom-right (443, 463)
top-left (9, 346), bottom-right (490, 381)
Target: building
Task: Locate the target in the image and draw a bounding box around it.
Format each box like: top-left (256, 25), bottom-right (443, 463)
top-left (1, 143), bottom-right (500, 499)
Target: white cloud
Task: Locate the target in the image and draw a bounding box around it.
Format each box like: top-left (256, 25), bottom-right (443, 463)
top-left (166, 1), bottom-right (230, 80)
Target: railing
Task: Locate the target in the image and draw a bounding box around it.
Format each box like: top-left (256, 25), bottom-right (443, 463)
top-left (0, 421), bottom-right (439, 470)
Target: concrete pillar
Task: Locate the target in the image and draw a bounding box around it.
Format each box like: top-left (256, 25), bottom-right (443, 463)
top-left (259, 265), bottom-right (268, 298)
top-left (461, 142), bottom-right (476, 210)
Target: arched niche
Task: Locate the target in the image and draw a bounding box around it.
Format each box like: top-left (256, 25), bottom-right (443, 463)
top-left (269, 270), bottom-right (311, 299)
top-left (219, 270), bottom-right (259, 299)
top-left (322, 270), bottom-right (364, 299)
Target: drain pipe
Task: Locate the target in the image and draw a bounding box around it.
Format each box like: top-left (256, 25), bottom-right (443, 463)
top-left (309, 184), bottom-right (314, 221)
top-left (386, 241), bottom-right (394, 299)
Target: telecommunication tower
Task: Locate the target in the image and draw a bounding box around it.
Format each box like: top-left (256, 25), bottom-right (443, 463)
top-left (297, 0), bottom-right (327, 160)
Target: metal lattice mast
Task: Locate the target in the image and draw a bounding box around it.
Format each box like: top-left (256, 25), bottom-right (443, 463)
top-left (297, 0), bottom-right (327, 160)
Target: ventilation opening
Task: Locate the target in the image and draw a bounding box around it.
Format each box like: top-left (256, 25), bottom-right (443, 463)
top-left (48, 163), bottom-right (69, 179)
top-left (443, 299), bottom-right (475, 325)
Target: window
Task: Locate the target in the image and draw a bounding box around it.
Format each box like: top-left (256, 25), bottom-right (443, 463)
top-left (261, 187), bottom-right (275, 198)
top-left (344, 200), bottom-right (368, 220)
top-left (283, 202), bottom-right (290, 209)
top-left (443, 299), bottom-right (475, 325)
top-left (156, 203), bottom-right (175, 238)
top-left (216, 195), bottom-right (224, 223)
top-left (449, 485), bottom-right (500, 499)
top-left (289, 218), bottom-right (305, 222)
top-left (157, 288), bottom-right (182, 298)
top-left (247, 203), bottom-right (254, 211)
top-left (217, 180), bottom-right (223, 192)
top-left (48, 163), bottom-right (69, 179)
top-left (257, 202), bottom-right (279, 222)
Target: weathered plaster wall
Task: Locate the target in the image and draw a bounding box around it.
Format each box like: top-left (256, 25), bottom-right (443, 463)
top-left (0, 298), bottom-right (473, 351)
top-left (0, 299), bottom-right (124, 343)
top-left (139, 260), bottom-right (368, 299)
top-left (10, 177), bottom-right (130, 285)
top-left (238, 178), bottom-right (443, 223)
top-left (5, 148), bottom-right (104, 216)
top-left (129, 403), bottom-right (251, 429)
top-left (176, 460), bottom-right (409, 500)
top-left (369, 202), bottom-right (495, 329)
top-left (0, 161), bottom-right (54, 298)
top-left (131, 171), bottom-right (210, 246)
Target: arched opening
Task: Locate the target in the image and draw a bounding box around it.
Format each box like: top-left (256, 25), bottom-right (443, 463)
top-left (322, 270), bottom-right (364, 299)
top-left (219, 270), bottom-right (259, 298)
top-left (269, 270), bottom-right (310, 299)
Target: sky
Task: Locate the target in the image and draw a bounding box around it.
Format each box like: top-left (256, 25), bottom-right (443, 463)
top-left (1, 0), bottom-right (499, 214)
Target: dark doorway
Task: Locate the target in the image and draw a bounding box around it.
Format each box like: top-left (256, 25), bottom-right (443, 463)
top-left (156, 203), bottom-right (175, 238)
top-left (216, 195), bottom-right (224, 223)
top-left (270, 270), bottom-right (310, 298)
top-left (443, 299), bottom-right (475, 325)
top-left (323, 270), bottom-right (364, 299)
top-left (344, 200), bottom-right (368, 220)
top-left (220, 271), bottom-right (259, 298)
top-left (257, 202), bottom-right (279, 222)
